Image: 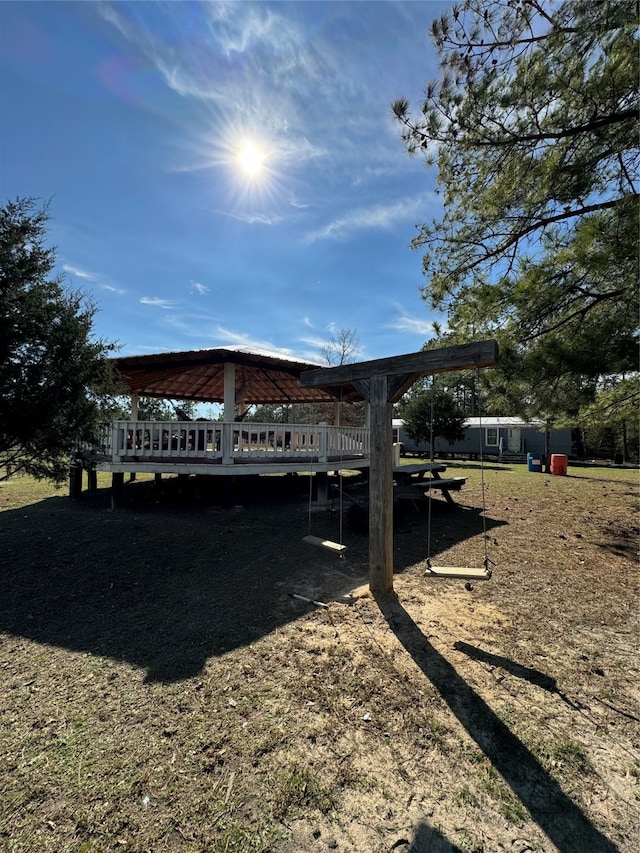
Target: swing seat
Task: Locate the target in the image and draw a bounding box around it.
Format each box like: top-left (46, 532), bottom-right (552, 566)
top-left (303, 535), bottom-right (348, 554)
top-left (424, 565), bottom-right (492, 580)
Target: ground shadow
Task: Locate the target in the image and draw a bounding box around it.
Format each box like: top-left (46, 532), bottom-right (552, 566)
top-left (433, 459), bottom-right (519, 472)
top-left (375, 592), bottom-right (619, 853)
top-left (1, 477), bottom-right (503, 684)
top-left (408, 821), bottom-right (478, 852)
top-left (382, 821), bottom-right (472, 853)
top-left (453, 641), bottom-right (558, 692)
top-left (563, 473), bottom-right (637, 486)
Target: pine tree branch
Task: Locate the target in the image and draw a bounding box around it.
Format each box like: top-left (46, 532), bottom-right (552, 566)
top-left (449, 198), bottom-right (627, 276)
top-left (469, 110), bottom-right (638, 146)
top-left (523, 288), bottom-right (629, 341)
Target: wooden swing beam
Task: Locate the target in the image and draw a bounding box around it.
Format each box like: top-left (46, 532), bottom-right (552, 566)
top-left (301, 340), bottom-right (499, 594)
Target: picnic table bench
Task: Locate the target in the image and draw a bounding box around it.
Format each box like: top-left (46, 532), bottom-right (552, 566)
top-left (393, 462), bottom-right (467, 507)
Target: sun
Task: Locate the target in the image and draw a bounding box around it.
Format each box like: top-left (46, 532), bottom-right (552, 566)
top-left (237, 141), bottom-right (265, 177)
top-left (205, 123), bottom-right (281, 205)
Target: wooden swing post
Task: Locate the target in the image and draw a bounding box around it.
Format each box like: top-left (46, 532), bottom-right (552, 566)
top-left (301, 340), bottom-right (499, 594)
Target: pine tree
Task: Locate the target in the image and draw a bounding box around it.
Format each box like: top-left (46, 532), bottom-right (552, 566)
top-left (0, 198), bottom-right (119, 482)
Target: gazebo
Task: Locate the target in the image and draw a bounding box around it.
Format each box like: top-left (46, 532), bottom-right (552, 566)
top-left (74, 346), bottom-right (370, 501)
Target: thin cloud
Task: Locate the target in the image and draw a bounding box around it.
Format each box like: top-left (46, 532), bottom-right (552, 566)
top-left (100, 2), bottom-right (324, 106)
top-left (389, 313), bottom-right (436, 336)
top-left (305, 196), bottom-right (428, 243)
top-left (213, 326), bottom-right (293, 356)
top-left (296, 346), bottom-right (327, 364)
top-left (62, 263), bottom-right (98, 280)
top-left (225, 211), bottom-right (285, 226)
top-left (140, 297), bottom-right (178, 309)
top-left (162, 312), bottom-right (220, 336)
top-left (298, 334), bottom-right (330, 350)
top-left (63, 262), bottom-right (126, 295)
top-left (190, 280), bottom-right (208, 295)
top-left (289, 196), bottom-right (311, 210)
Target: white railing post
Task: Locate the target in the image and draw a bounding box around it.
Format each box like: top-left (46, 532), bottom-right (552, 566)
top-left (318, 423), bottom-right (328, 462)
top-left (222, 422), bottom-right (234, 464)
top-left (113, 423), bottom-right (122, 460)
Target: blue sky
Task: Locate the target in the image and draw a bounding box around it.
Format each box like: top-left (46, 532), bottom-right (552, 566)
top-left (1, 1), bottom-right (450, 363)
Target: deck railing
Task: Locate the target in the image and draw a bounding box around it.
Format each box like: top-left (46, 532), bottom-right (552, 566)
top-left (105, 421), bottom-right (369, 465)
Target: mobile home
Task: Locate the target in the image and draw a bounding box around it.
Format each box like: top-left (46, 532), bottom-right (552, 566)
top-left (392, 417), bottom-right (572, 459)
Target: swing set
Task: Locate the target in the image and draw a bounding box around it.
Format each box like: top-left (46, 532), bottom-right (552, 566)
top-left (303, 376), bottom-right (494, 581)
top-left (300, 340), bottom-right (499, 594)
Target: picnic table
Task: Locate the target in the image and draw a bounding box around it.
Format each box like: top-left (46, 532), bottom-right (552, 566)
top-left (393, 462), bottom-right (467, 507)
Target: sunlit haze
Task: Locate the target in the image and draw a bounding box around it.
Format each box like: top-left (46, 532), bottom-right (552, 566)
top-left (0, 1), bottom-right (450, 363)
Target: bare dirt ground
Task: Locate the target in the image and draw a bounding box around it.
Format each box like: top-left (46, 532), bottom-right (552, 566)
top-left (1, 462), bottom-right (638, 852)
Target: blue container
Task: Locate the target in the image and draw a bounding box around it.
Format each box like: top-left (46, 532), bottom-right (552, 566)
top-left (527, 453), bottom-right (542, 473)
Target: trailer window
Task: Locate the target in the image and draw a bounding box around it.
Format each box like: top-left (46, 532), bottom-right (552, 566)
top-left (486, 427), bottom-right (499, 446)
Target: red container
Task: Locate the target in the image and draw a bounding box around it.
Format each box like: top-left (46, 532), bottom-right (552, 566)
top-left (550, 454), bottom-right (568, 476)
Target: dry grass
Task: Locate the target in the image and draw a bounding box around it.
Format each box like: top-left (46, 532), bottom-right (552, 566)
top-left (1, 462), bottom-right (638, 852)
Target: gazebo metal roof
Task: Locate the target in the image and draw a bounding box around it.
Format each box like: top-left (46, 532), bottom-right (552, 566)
top-left (111, 346), bottom-right (363, 405)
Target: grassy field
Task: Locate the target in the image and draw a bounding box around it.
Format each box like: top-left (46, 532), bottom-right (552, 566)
top-left (1, 461), bottom-right (638, 852)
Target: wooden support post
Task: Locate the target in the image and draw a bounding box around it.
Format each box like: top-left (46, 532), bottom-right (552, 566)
top-left (87, 469), bottom-right (98, 492)
top-left (368, 375), bottom-right (394, 594)
top-left (221, 476), bottom-right (236, 508)
top-left (223, 362), bottom-right (236, 420)
top-left (111, 472), bottom-right (125, 510)
top-left (69, 463), bottom-right (83, 499)
top-left (315, 471), bottom-right (329, 505)
top-left (223, 362), bottom-right (236, 464)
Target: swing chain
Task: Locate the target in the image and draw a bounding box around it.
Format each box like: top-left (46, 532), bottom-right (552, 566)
top-left (423, 368), bottom-right (494, 582)
top-left (304, 388), bottom-right (347, 557)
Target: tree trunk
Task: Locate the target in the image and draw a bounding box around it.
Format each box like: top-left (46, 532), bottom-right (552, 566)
top-left (544, 429), bottom-right (551, 473)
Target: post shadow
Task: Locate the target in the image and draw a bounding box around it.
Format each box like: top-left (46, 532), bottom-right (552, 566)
top-left (408, 821), bottom-right (473, 852)
top-left (453, 641), bottom-right (559, 693)
top-left (374, 592), bottom-right (619, 853)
